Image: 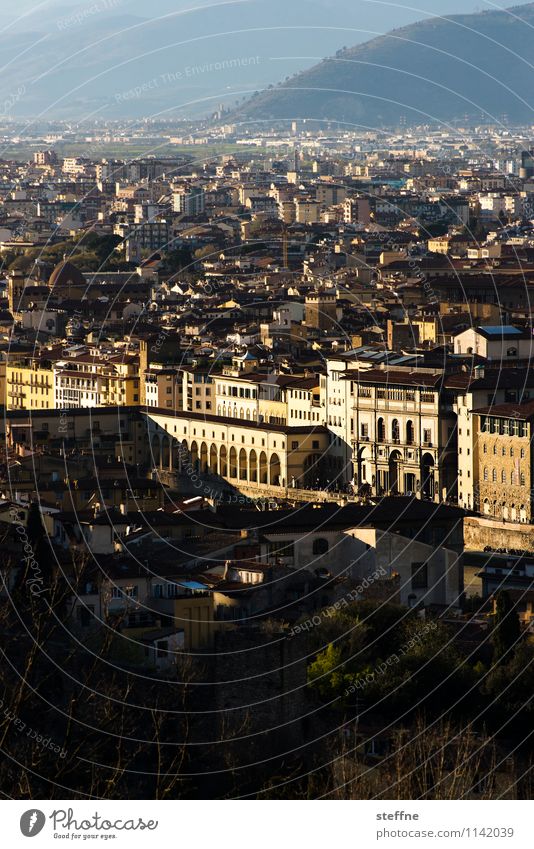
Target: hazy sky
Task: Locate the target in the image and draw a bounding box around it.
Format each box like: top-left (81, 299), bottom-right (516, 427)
top-left (2, 0), bottom-right (510, 28)
top-left (0, 0), bottom-right (520, 119)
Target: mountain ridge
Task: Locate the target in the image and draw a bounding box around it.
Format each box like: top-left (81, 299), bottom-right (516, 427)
top-left (230, 2), bottom-right (534, 127)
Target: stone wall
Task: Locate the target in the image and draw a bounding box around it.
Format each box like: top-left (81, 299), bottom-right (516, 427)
top-left (464, 516), bottom-right (534, 553)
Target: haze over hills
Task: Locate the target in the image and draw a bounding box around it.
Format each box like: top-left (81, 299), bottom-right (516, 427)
top-left (0, 0), bottom-right (483, 119)
top-left (232, 3), bottom-right (534, 128)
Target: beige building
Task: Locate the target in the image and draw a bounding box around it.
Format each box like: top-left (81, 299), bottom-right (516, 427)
top-left (350, 369), bottom-right (458, 501)
top-left (145, 409), bottom-right (330, 492)
top-left (294, 198), bottom-right (320, 224)
top-left (144, 367), bottom-right (182, 410)
top-left (473, 400), bottom-right (534, 523)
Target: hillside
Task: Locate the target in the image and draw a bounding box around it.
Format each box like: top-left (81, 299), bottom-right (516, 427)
top-left (231, 3), bottom-right (534, 126)
top-left (0, 0), bottom-right (464, 120)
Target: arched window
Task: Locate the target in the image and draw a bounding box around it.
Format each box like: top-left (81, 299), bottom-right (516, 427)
top-left (406, 420), bottom-right (414, 445)
top-left (377, 418), bottom-right (385, 442)
top-left (492, 469), bottom-right (497, 482)
top-left (391, 419), bottom-right (400, 443)
top-left (312, 538), bottom-right (329, 556)
top-left (483, 467), bottom-right (488, 481)
top-left (501, 470), bottom-right (506, 483)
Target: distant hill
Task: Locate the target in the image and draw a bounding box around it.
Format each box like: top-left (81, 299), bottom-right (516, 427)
top-left (231, 3), bottom-right (534, 127)
top-left (0, 0), bottom-right (482, 120)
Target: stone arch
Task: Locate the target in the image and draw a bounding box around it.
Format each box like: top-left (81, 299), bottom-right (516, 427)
top-left (389, 449), bottom-right (402, 494)
top-left (229, 446), bottom-right (237, 478)
top-left (200, 442), bottom-right (208, 473)
top-left (259, 451), bottom-right (268, 484)
top-left (209, 444), bottom-right (218, 474)
top-left (220, 445), bottom-right (228, 477)
top-left (190, 440), bottom-right (199, 472)
top-left (249, 449), bottom-right (258, 482)
top-left (270, 452), bottom-right (281, 486)
top-left (161, 435), bottom-right (171, 469)
top-left (421, 452), bottom-right (434, 499)
top-left (151, 434), bottom-right (161, 466)
top-left (239, 448), bottom-right (248, 480)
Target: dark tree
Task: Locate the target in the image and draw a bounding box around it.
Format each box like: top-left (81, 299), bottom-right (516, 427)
top-left (492, 591), bottom-right (521, 662)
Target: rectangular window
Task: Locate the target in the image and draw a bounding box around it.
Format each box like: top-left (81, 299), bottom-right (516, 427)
top-left (267, 540), bottom-right (295, 560)
top-left (411, 562), bottom-right (428, 589)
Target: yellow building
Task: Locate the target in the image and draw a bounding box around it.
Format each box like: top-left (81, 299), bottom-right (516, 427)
top-left (6, 358), bottom-right (54, 410)
top-left (173, 590), bottom-right (241, 650)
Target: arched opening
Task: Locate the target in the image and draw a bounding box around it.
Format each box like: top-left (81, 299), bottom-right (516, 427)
top-left (391, 419), bottom-right (400, 444)
top-left (229, 446), bottom-right (237, 479)
top-left (190, 441), bottom-right (199, 473)
top-left (406, 420), bottom-right (414, 445)
top-left (377, 417), bottom-right (385, 442)
top-left (151, 435), bottom-right (160, 466)
top-left (355, 445), bottom-right (371, 493)
top-left (249, 449), bottom-right (258, 482)
top-left (313, 538), bottom-right (329, 556)
top-left (269, 453), bottom-right (281, 486)
top-left (239, 448), bottom-right (247, 480)
top-left (209, 444), bottom-right (218, 474)
top-left (161, 436), bottom-right (170, 469)
top-left (389, 450), bottom-right (402, 494)
top-left (421, 453), bottom-right (434, 499)
top-left (259, 451), bottom-right (268, 484)
top-left (200, 442), bottom-right (208, 474)
top-left (220, 445), bottom-right (228, 477)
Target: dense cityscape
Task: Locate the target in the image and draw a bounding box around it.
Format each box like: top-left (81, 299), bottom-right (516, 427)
top-left (1, 116), bottom-right (534, 801)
